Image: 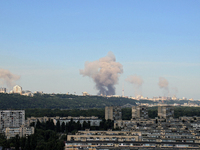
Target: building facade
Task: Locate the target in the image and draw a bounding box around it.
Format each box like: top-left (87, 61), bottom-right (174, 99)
top-left (53, 116), bottom-right (102, 127)
top-left (26, 116), bottom-right (102, 127)
top-left (0, 88), bottom-right (6, 93)
top-left (67, 129), bottom-right (141, 142)
top-left (105, 106), bottom-right (122, 120)
top-left (132, 105), bottom-right (148, 119)
top-left (4, 125), bottom-right (34, 139)
top-left (13, 85), bottom-right (22, 94)
top-left (158, 106), bottom-right (174, 119)
top-left (0, 110), bottom-right (25, 131)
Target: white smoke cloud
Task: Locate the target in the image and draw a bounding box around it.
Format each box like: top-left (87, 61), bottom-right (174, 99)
top-left (158, 77), bottom-right (169, 96)
top-left (126, 75), bottom-right (143, 97)
top-left (170, 87), bottom-right (178, 97)
top-left (0, 69), bottom-right (20, 88)
top-left (80, 51), bottom-right (123, 95)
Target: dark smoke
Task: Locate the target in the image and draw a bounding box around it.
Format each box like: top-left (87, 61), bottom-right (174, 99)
top-left (80, 51), bottom-right (123, 95)
top-left (0, 69), bottom-right (20, 88)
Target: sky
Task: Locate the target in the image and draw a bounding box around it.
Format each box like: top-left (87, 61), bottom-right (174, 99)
top-left (0, 1), bottom-right (200, 99)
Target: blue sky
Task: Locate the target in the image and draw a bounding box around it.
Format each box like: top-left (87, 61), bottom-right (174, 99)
top-left (0, 1), bottom-right (200, 99)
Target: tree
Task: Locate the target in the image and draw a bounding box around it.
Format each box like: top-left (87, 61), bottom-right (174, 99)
top-left (20, 137), bottom-right (26, 150)
top-left (56, 120), bottom-right (61, 132)
top-left (61, 122), bottom-right (65, 133)
top-left (15, 135), bottom-right (20, 150)
top-left (36, 120), bottom-right (41, 129)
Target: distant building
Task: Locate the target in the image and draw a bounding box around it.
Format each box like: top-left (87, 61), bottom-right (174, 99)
top-left (0, 110), bottom-right (25, 131)
top-left (172, 96), bottom-right (177, 100)
top-left (0, 88), bottom-right (6, 93)
top-left (34, 91), bottom-right (43, 95)
top-left (27, 116), bottom-right (102, 127)
top-left (13, 85), bottom-right (22, 94)
top-left (4, 125), bottom-right (34, 139)
top-left (158, 106), bottom-right (174, 119)
top-left (82, 92), bottom-right (89, 96)
top-left (105, 106), bottom-right (122, 120)
top-left (53, 116), bottom-right (102, 127)
top-left (136, 95), bottom-right (144, 100)
top-left (67, 129), bottom-right (140, 142)
top-left (22, 90), bottom-right (33, 97)
top-left (132, 105), bottom-right (148, 119)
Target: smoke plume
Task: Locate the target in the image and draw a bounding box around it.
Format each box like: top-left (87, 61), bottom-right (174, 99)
top-left (0, 69), bottom-right (20, 88)
top-left (126, 75), bottom-right (143, 96)
top-left (80, 51), bottom-right (123, 95)
top-left (170, 87), bottom-right (178, 97)
top-left (158, 77), bottom-right (169, 96)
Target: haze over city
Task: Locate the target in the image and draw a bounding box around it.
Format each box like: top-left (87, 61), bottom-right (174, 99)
top-left (0, 1), bottom-right (200, 99)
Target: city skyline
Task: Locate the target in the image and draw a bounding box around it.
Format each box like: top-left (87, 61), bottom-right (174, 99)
top-left (0, 1), bottom-right (200, 99)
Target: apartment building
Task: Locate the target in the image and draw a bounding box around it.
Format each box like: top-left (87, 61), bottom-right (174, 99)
top-left (27, 116), bottom-right (102, 127)
top-left (0, 88), bottom-right (6, 93)
top-left (105, 106), bottom-right (122, 120)
top-left (132, 105), bottom-right (148, 119)
top-left (158, 106), bottom-right (174, 119)
top-left (67, 129), bottom-right (141, 142)
top-left (4, 125), bottom-right (34, 139)
top-left (53, 116), bottom-right (102, 127)
top-left (12, 85), bottom-right (22, 94)
top-left (0, 110), bottom-right (25, 130)
top-left (65, 141), bottom-right (200, 149)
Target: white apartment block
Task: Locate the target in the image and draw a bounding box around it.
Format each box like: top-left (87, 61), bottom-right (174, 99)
top-left (13, 85), bottom-right (22, 94)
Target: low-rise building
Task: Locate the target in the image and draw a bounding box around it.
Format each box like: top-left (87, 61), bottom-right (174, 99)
top-left (67, 129), bottom-right (141, 142)
top-left (4, 125), bottom-right (34, 139)
top-left (27, 116), bottom-right (102, 127)
top-left (53, 116), bottom-right (102, 127)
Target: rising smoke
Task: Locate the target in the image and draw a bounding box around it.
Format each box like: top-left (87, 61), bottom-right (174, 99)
top-left (80, 51), bottom-right (123, 95)
top-left (158, 77), bottom-right (169, 96)
top-left (171, 87), bottom-right (178, 97)
top-left (126, 75), bottom-right (143, 97)
top-left (0, 69), bottom-right (20, 88)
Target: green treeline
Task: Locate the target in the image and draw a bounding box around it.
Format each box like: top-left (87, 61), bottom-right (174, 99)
top-left (0, 93), bottom-right (137, 109)
top-left (174, 107), bottom-right (200, 118)
top-left (34, 118), bottom-right (115, 133)
top-left (25, 107), bottom-right (200, 120)
top-left (25, 108), bottom-right (105, 119)
top-left (0, 129), bottom-right (64, 150)
top-left (1, 93), bottom-right (198, 110)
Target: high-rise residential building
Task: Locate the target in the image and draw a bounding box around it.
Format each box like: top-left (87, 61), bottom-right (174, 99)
top-left (132, 105), bottom-right (148, 119)
top-left (105, 106), bottom-right (122, 120)
top-left (0, 88), bottom-right (6, 93)
top-left (158, 106), bottom-right (174, 119)
top-left (0, 110), bottom-right (25, 130)
top-left (13, 85), bottom-right (22, 94)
